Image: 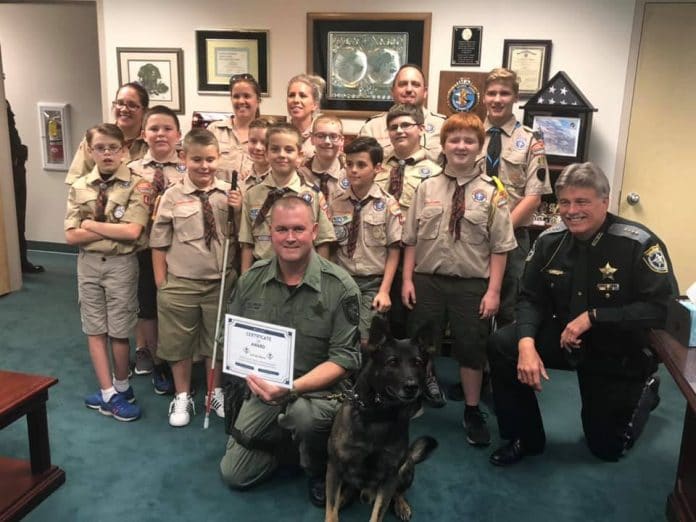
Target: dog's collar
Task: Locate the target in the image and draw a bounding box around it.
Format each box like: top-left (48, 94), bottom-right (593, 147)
top-left (343, 387), bottom-right (390, 411)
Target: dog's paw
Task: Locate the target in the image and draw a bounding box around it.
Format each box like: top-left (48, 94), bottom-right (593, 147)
top-left (393, 494), bottom-right (412, 521)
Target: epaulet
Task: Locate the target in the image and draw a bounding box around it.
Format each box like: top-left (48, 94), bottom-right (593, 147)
top-left (538, 222), bottom-right (568, 238)
top-left (126, 158), bottom-right (141, 171)
top-left (248, 258), bottom-right (272, 271)
top-left (521, 124), bottom-right (536, 134)
top-left (363, 112), bottom-right (386, 124)
top-left (431, 111), bottom-right (447, 120)
top-left (319, 256), bottom-right (358, 289)
top-left (607, 222), bottom-right (651, 245)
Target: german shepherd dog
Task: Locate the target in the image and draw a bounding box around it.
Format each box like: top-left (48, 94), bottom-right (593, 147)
top-left (325, 317), bottom-right (438, 522)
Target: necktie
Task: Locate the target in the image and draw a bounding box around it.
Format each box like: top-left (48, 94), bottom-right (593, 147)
top-left (486, 128), bottom-right (502, 178)
top-left (448, 179), bottom-right (466, 240)
top-left (567, 240), bottom-right (589, 366)
top-left (94, 180), bottom-right (108, 222)
top-left (253, 187), bottom-right (292, 228)
top-left (195, 190), bottom-right (218, 249)
top-left (388, 158), bottom-right (415, 200)
top-left (347, 197), bottom-right (370, 258)
top-left (152, 163), bottom-right (167, 195)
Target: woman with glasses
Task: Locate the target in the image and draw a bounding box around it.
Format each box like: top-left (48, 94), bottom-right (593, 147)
top-left (65, 83), bottom-right (149, 185)
top-left (207, 73), bottom-right (262, 182)
top-left (286, 74), bottom-right (325, 158)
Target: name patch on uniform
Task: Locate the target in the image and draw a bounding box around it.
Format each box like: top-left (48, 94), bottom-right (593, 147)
top-left (596, 283), bottom-right (620, 292)
top-left (373, 199), bottom-right (386, 211)
top-left (643, 244), bottom-right (669, 273)
top-left (256, 234), bottom-right (271, 242)
top-left (515, 138), bottom-right (527, 150)
top-left (340, 177), bottom-right (351, 189)
top-left (472, 190), bottom-right (487, 202)
top-left (546, 269), bottom-right (565, 275)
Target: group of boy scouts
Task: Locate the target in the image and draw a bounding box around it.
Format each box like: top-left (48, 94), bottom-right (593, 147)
top-left (61, 63), bottom-right (677, 508)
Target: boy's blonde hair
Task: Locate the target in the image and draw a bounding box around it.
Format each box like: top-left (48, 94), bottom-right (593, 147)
top-left (312, 113), bottom-right (343, 133)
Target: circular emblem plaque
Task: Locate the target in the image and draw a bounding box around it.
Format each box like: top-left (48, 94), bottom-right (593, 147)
top-left (447, 78), bottom-right (480, 113)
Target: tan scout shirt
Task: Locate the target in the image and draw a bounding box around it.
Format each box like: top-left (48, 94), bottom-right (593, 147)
top-left (65, 137), bottom-right (148, 185)
top-left (239, 171), bottom-right (336, 260)
top-left (402, 164), bottom-right (517, 278)
top-left (376, 148), bottom-right (442, 215)
top-left (300, 128), bottom-right (315, 159)
top-left (478, 116), bottom-right (551, 226)
top-left (298, 156), bottom-right (349, 206)
top-left (127, 151), bottom-right (184, 190)
top-left (329, 183), bottom-right (402, 276)
top-left (207, 118), bottom-right (249, 182)
top-left (241, 165), bottom-right (270, 193)
top-left (150, 175), bottom-right (236, 280)
top-left (359, 108), bottom-right (445, 161)
top-left (64, 163), bottom-right (151, 255)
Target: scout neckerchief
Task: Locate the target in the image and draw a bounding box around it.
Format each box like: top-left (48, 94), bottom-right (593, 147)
top-left (195, 190), bottom-right (218, 249)
top-left (253, 187), bottom-right (292, 228)
top-left (448, 176), bottom-right (466, 241)
top-left (388, 157), bottom-right (415, 200)
top-left (347, 195), bottom-right (372, 258)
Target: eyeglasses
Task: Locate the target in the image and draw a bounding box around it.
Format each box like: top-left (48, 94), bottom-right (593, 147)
top-left (91, 144), bottom-right (122, 154)
top-left (112, 100), bottom-right (142, 111)
top-left (387, 121), bottom-right (420, 132)
top-left (229, 73), bottom-right (256, 85)
top-left (313, 132), bottom-right (342, 143)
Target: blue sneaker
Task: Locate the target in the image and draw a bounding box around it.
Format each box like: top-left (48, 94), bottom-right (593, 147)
top-left (85, 390), bottom-right (104, 410)
top-left (99, 393), bottom-right (141, 422)
top-left (152, 365), bottom-right (174, 395)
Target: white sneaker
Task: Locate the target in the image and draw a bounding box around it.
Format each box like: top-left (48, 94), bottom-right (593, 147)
top-left (168, 394), bottom-right (195, 427)
top-left (211, 389), bottom-right (225, 418)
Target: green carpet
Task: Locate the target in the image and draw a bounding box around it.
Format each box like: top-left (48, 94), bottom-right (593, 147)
top-left (0, 251), bottom-right (683, 521)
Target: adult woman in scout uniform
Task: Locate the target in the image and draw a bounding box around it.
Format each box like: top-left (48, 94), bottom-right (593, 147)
top-left (401, 112), bottom-right (516, 446)
top-left (286, 74), bottom-right (325, 158)
top-left (65, 83), bottom-right (149, 185)
top-left (208, 74), bottom-right (263, 182)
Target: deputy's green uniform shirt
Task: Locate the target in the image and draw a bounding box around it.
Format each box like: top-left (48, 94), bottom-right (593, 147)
top-left (64, 163), bottom-right (152, 254)
top-left (227, 252), bottom-right (361, 381)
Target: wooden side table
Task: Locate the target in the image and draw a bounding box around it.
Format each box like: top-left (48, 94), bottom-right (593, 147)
top-left (650, 330), bottom-right (696, 522)
top-left (0, 371), bottom-right (65, 521)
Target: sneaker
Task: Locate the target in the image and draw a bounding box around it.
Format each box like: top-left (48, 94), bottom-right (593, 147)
top-left (152, 365), bottom-right (174, 395)
top-left (134, 348), bottom-right (154, 375)
top-left (423, 374), bottom-right (447, 408)
top-left (463, 407), bottom-right (491, 446)
top-left (85, 387), bottom-right (135, 409)
top-left (99, 393), bottom-right (141, 422)
top-left (210, 389), bottom-right (225, 418)
top-left (169, 394), bottom-right (195, 427)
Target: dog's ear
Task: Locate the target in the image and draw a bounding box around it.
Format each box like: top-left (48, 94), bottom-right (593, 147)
top-left (367, 315), bottom-right (392, 352)
top-left (411, 321), bottom-right (435, 354)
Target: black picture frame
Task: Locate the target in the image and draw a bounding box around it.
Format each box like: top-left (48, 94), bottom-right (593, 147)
top-left (450, 26), bottom-right (482, 67)
top-left (307, 12), bottom-right (432, 118)
top-left (523, 109), bottom-right (592, 166)
top-left (502, 39), bottom-right (552, 97)
top-left (195, 30), bottom-right (269, 95)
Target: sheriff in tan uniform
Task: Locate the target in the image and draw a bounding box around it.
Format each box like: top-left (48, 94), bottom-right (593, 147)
top-left (65, 137), bottom-right (148, 186)
top-left (298, 156), bottom-right (349, 207)
top-left (207, 118), bottom-right (249, 182)
top-left (360, 108), bottom-right (445, 161)
top-left (478, 116), bottom-right (551, 226)
top-left (64, 163), bottom-right (152, 255)
top-left (376, 148), bottom-right (442, 215)
top-left (239, 172), bottom-right (336, 261)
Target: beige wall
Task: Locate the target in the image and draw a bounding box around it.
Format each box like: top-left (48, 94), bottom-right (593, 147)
top-left (0, 2), bottom-right (101, 245)
top-left (2, 0), bottom-right (637, 244)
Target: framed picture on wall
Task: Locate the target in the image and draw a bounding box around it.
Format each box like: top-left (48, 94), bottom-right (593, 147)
top-left (195, 30), bottom-right (269, 95)
top-left (117, 48), bottom-right (185, 114)
top-left (307, 12), bottom-right (432, 118)
top-left (502, 40), bottom-right (552, 97)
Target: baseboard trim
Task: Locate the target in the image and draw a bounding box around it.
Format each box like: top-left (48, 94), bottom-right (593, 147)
top-left (27, 241), bottom-right (78, 254)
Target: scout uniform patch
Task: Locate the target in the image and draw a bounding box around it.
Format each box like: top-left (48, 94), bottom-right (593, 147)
top-left (113, 205), bottom-right (125, 220)
top-left (472, 190), bottom-right (487, 202)
top-left (515, 137), bottom-right (527, 150)
top-left (373, 199), bottom-right (386, 211)
top-left (340, 177), bottom-right (351, 189)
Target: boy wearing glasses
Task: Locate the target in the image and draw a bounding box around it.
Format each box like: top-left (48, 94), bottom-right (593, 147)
top-left (299, 114), bottom-right (348, 207)
top-left (64, 123), bottom-right (153, 422)
top-left (377, 104), bottom-right (441, 216)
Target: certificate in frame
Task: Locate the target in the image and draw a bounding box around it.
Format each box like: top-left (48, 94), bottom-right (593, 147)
top-left (195, 30), bottom-right (269, 95)
top-left (116, 48), bottom-right (185, 114)
top-left (222, 315), bottom-right (295, 389)
top-left (502, 39), bottom-right (552, 98)
top-left (307, 12), bottom-right (432, 118)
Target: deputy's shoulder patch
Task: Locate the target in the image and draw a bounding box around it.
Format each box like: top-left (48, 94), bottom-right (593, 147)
top-left (342, 294), bottom-right (360, 326)
top-left (607, 223), bottom-right (651, 244)
top-left (538, 222), bottom-right (568, 238)
top-left (643, 244), bottom-right (669, 274)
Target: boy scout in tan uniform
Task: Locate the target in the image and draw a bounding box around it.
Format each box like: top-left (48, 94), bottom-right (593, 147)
top-left (299, 156), bottom-right (348, 206)
top-left (377, 148), bottom-right (441, 214)
top-left (239, 172), bottom-right (336, 262)
top-left (478, 68), bottom-right (551, 326)
top-left (330, 183), bottom-right (402, 339)
top-left (128, 151), bottom-right (183, 190)
top-left (66, 137), bottom-right (147, 185)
